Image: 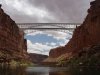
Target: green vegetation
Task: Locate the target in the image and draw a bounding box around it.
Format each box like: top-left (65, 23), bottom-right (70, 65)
top-left (9, 60), bottom-right (33, 67)
top-left (0, 59), bottom-right (34, 67)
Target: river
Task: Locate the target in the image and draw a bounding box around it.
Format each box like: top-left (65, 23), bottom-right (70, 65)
top-left (0, 66), bottom-right (100, 75)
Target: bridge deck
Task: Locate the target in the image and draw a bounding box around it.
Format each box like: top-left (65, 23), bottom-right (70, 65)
top-left (17, 23), bottom-right (81, 30)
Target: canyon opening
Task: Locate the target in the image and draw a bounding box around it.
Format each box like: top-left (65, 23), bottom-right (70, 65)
top-left (0, 0), bottom-right (100, 75)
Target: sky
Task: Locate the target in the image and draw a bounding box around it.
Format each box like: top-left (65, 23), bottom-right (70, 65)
top-left (0, 0), bottom-right (94, 55)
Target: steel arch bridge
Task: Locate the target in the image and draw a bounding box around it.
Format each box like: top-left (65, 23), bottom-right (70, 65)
top-left (17, 23), bottom-right (81, 33)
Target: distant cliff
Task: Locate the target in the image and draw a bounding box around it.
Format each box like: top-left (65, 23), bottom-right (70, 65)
top-left (44, 0), bottom-right (100, 64)
top-left (0, 5), bottom-right (30, 64)
top-left (29, 53), bottom-right (48, 64)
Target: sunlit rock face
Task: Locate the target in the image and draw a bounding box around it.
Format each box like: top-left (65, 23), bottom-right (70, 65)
top-left (0, 5), bottom-right (29, 62)
top-left (44, 0), bottom-right (100, 63)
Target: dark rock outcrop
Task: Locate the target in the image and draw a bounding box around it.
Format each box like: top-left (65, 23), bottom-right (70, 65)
top-left (44, 0), bottom-right (100, 63)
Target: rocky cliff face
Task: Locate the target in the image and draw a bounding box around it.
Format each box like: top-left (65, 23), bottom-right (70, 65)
top-left (49, 46), bottom-right (65, 58)
top-left (0, 5), bottom-right (30, 63)
top-left (44, 0), bottom-right (100, 63)
top-left (29, 53), bottom-right (48, 64)
top-left (65, 0), bottom-right (100, 53)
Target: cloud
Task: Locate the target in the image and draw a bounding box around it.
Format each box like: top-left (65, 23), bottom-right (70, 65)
top-left (44, 31), bottom-right (72, 40)
top-left (1, 0), bottom-right (56, 23)
top-left (27, 40), bottom-right (58, 55)
top-left (26, 31), bottom-right (72, 55)
top-left (59, 40), bottom-right (69, 46)
top-left (26, 30), bottom-right (43, 36)
top-left (0, 0), bottom-right (93, 23)
top-left (27, 30), bottom-right (72, 41)
top-left (50, 42), bottom-right (56, 46)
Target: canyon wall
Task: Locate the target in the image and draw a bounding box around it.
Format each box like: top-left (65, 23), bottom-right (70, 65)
top-left (65, 0), bottom-right (100, 53)
top-left (0, 5), bottom-right (29, 62)
top-left (44, 0), bottom-right (100, 63)
top-left (29, 53), bottom-right (48, 64)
